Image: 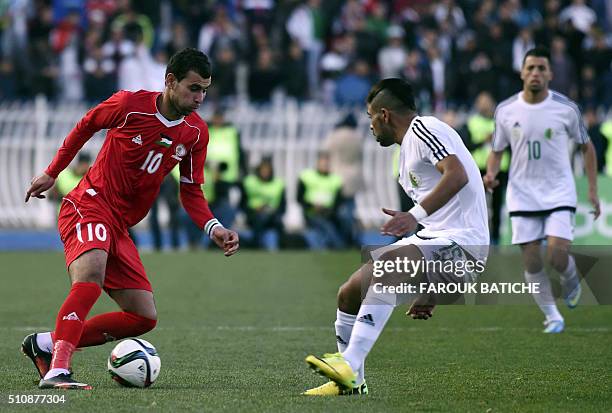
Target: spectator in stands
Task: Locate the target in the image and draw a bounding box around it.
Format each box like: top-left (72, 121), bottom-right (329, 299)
top-left (286, 0), bottom-right (325, 99)
top-left (298, 152), bottom-right (345, 250)
top-left (209, 46), bottom-right (239, 104)
top-left (512, 27), bottom-right (535, 73)
top-left (282, 41), bottom-right (309, 102)
top-left (560, 0), bottom-right (596, 34)
top-left (467, 51), bottom-right (496, 104)
top-left (0, 58), bottom-right (16, 101)
top-left (110, 0), bottom-right (155, 50)
top-left (427, 46), bottom-right (447, 112)
top-left (377, 25), bottom-right (406, 79)
top-left (52, 8), bottom-right (83, 102)
top-left (29, 37), bottom-right (59, 100)
top-left (165, 21), bottom-right (191, 58)
top-left (241, 157), bottom-right (286, 251)
top-left (549, 35), bottom-right (576, 98)
top-left (197, 6), bottom-right (241, 61)
top-left (579, 65), bottom-right (598, 108)
top-left (334, 59), bottom-right (372, 107)
top-left (248, 48), bottom-right (281, 104)
top-left (434, 0), bottom-right (466, 33)
top-left (324, 113), bottom-right (364, 246)
top-left (83, 44), bottom-right (117, 103)
top-left (402, 49), bottom-right (432, 111)
top-left (319, 34), bottom-right (353, 104)
top-left (364, 1), bottom-right (390, 43)
top-left (117, 24), bottom-right (157, 92)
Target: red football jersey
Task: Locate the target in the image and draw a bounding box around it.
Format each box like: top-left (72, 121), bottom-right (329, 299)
top-left (46, 90), bottom-right (216, 230)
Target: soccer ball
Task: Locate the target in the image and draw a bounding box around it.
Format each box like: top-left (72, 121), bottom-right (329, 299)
top-left (107, 338), bottom-right (161, 388)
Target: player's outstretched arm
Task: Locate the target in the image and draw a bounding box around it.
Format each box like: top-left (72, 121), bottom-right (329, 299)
top-left (211, 226), bottom-right (240, 257)
top-left (25, 172), bottom-right (55, 202)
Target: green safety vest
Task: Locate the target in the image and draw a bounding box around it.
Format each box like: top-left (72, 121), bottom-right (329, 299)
top-left (56, 169), bottom-right (82, 196)
top-left (467, 115), bottom-right (509, 171)
top-left (392, 146), bottom-right (400, 177)
top-left (206, 126), bottom-right (240, 183)
top-left (601, 120), bottom-right (612, 176)
top-left (300, 169), bottom-right (342, 208)
top-left (243, 175), bottom-right (284, 210)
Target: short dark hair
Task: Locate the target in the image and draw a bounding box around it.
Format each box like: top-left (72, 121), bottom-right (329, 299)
top-left (366, 78), bottom-right (416, 113)
top-left (166, 48), bottom-right (212, 82)
top-left (522, 46), bottom-right (551, 67)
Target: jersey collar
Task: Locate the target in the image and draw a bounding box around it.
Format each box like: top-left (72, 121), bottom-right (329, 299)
top-left (154, 92), bottom-right (185, 127)
top-left (518, 90), bottom-right (551, 108)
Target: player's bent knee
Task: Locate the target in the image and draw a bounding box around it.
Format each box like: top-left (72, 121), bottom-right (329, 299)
top-left (126, 312), bottom-right (157, 335)
top-left (337, 282), bottom-right (360, 314)
top-left (72, 271), bottom-right (105, 287)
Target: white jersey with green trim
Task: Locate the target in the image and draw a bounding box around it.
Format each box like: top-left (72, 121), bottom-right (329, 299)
top-left (492, 90), bottom-right (588, 214)
top-left (398, 116), bottom-right (489, 260)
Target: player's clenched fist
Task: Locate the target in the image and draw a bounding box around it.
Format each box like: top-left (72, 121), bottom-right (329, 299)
top-left (25, 172), bottom-right (55, 202)
top-left (482, 173), bottom-right (499, 192)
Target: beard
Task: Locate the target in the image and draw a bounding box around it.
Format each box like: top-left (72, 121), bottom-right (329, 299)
top-left (527, 82), bottom-right (544, 94)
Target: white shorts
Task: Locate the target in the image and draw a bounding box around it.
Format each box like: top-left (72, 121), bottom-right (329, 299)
top-left (510, 210), bottom-right (574, 244)
top-left (370, 233), bottom-right (478, 284)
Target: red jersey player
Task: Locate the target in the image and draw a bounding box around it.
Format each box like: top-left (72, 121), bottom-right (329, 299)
top-left (22, 48), bottom-right (239, 389)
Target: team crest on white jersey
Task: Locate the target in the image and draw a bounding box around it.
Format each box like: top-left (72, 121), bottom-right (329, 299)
top-left (544, 127), bottom-right (553, 140)
top-left (131, 135), bottom-right (143, 145)
top-left (409, 171), bottom-right (421, 188)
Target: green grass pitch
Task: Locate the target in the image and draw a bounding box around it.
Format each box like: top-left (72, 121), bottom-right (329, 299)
top-left (0, 251), bottom-right (610, 412)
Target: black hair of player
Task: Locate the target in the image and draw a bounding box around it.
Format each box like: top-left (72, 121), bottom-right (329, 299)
top-left (166, 48), bottom-right (212, 82)
top-left (366, 78), bottom-right (416, 113)
top-left (522, 46), bottom-right (551, 67)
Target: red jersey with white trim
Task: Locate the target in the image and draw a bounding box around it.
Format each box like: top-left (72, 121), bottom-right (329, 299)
top-left (46, 90), bottom-right (214, 229)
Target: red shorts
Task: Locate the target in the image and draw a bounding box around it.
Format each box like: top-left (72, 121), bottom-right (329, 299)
top-left (58, 197), bottom-right (152, 293)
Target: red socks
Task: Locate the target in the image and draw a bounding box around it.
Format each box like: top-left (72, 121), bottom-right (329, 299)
top-left (50, 282), bottom-right (101, 370)
top-left (77, 312), bottom-right (157, 347)
top-left (49, 282), bottom-right (157, 370)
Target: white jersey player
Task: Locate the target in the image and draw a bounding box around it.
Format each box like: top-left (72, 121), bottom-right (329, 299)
top-left (302, 78), bottom-right (489, 396)
top-left (484, 47), bottom-right (600, 333)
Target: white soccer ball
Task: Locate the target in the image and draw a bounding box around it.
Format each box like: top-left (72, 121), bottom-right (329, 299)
top-left (107, 338), bottom-right (161, 388)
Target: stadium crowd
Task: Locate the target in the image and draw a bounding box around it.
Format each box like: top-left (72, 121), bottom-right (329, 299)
top-left (0, 0), bottom-right (609, 111)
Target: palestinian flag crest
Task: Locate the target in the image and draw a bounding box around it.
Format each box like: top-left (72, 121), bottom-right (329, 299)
top-left (156, 134), bottom-right (173, 147)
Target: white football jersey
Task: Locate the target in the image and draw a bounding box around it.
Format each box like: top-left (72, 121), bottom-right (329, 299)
top-left (492, 91), bottom-right (588, 214)
top-left (398, 116), bottom-right (489, 259)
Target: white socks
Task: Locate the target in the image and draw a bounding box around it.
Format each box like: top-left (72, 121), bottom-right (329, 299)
top-left (36, 332), bottom-right (53, 353)
top-left (335, 309), bottom-right (366, 385)
top-left (524, 269), bottom-right (563, 322)
top-left (341, 294), bottom-right (395, 379)
top-left (334, 309), bottom-right (354, 353)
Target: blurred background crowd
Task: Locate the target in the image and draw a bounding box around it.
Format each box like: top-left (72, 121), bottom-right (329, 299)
top-left (0, 0), bottom-right (611, 251)
top-left (0, 0), bottom-right (610, 110)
